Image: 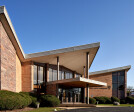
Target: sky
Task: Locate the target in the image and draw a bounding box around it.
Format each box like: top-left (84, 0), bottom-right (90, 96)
top-left (0, 0), bottom-right (134, 86)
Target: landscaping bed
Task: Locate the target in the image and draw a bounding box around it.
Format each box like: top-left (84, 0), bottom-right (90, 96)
top-left (0, 90), bottom-right (60, 111)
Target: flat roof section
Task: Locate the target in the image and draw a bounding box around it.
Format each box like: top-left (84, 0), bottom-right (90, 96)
top-left (89, 65), bottom-right (131, 76)
top-left (25, 43), bottom-right (100, 75)
top-left (47, 77), bottom-right (107, 88)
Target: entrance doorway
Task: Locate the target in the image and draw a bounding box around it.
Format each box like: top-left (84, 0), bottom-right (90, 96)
top-left (59, 88), bottom-right (82, 103)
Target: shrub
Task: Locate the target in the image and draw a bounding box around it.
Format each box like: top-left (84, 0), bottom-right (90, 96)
top-left (89, 97), bottom-right (96, 104)
top-left (0, 90), bottom-right (32, 110)
top-left (120, 99), bottom-right (126, 104)
top-left (126, 96), bottom-right (134, 104)
top-left (19, 93), bottom-right (32, 107)
top-left (94, 97), bottom-right (111, 104)
top-left (20, 92), bottom-right (37, 107)
top-left (111, 96), bottom-right (120, 103)
top-left (104, 97), bottom-right (112, 104)
top-left (40, 95), bottom-right (60, 107)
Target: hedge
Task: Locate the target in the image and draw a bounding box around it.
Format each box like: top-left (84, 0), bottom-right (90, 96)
top-left (120, 99), bottom-right (126, 104)
top-left (40, 95), bottom-right (60, 107)
top-left (89, 97), bottom-right (96, 104)
top-left (20, 92), bottom-right (37, 107)
top-left (0, 90), bottom-right (32, 110)
top-left (94, 97), bottom-right (112, 104)
top-left (111, 96), bottom-right (120, 103)
top-left (126, 96), bottom-right (134, 104)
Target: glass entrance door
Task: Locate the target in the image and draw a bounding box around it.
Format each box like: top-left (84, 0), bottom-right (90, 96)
top-left (59, 88), bottom-right (82, 103)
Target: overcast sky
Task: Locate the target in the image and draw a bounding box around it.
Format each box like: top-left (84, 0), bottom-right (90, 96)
top-left (0, 0), bottom-right (134, 86)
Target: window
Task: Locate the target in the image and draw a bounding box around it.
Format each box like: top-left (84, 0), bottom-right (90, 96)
top-left (53, 70), bottom-right (57, 81)
top-left (59, 71), bottom-right (62, 80)
top-left (49, 68), bottom-right (53, 82)
top-left (49, 68), bottom-right (57, 82)
top-left (49, 65), bottom-right (81, 81)
top-left (70, 72), bottom-right (73, 78)
top-left (34, 65), bottom-right (37, 85)
top-left (33, 64), bottom-right (45, 93)
top-left (62, 71), bottom-right (65, 80)
top-left (112, 83), bottom-right (118, 90)
top-left (112, 73), bottom-right (118, 83)
top-left (65, 72), bottom-right (70, 79)
top-left (76, 74), bottom-right (81, 78)
top-left (38, 66), bottom-right (43, 84)
top-left (119, 75), bottom-right (125, 84)
top-left (112, 71), bottom-right (125, 99)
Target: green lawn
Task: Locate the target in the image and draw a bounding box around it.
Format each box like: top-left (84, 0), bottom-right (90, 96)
top-left (26, 104), bottom-right (134, 112)
top-left (27, 107), bottom-right (63, 112)
top-left (97, 104), bottom-right (134, 107)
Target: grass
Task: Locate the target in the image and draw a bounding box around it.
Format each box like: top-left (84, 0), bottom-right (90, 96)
top-left (27, 107), bottom-right (63, 112)
top-left (26, 104), bottom-right (134, 112)
top-left (97, 104), bottom-right (134, 107)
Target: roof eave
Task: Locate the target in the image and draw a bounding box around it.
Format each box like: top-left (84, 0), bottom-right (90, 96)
top-left (25, 42), bottom-right (100, 59)
top-left (0, 6), bottom-right (25, 61)
top-left (89, 65), bottom-right (131, 76)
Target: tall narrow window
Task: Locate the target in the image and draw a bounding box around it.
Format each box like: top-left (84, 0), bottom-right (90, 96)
top-left (62, 71), bottom-right (64, 80)
top-left (59, 71), bottom-right (62, 80)
top-left (70, 72), bottom-right (73, 78)
top-left (65, 72), bottom-right (70, 79)
top-left (34, 65), bottom-right (37, 85)
top-left (112, 71), bottom-right (125, 99)
top-left (49, 68), bottom-right (53, 82)
top-left (38, 66), bottom-right (43, 85)
top-left (53, 70), bottom-right (57, 81)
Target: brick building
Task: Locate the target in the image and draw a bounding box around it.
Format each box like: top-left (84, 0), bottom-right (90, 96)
top-left (0, 6), bottom-right (131, 104)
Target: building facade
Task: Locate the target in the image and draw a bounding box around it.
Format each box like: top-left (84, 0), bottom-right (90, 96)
top-left (0, 6), bottom-right (131, 104)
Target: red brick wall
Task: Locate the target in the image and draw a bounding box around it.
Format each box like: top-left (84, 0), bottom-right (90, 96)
top-left (125, 70), bottom-right (127, 97)
top-left (46, 84), bottom-right (57, 96)
top-left (89, 73), bottom-right (112, 97)
top-left (22, 61), bottom-right (32, 92)
top-left (0, 21), bottom-right (16, 92)
top-left (0, 22), bottom-right (1, 90)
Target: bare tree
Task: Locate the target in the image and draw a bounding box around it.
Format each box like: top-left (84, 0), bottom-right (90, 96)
top-left (127, 86), bottom-right (134, 93)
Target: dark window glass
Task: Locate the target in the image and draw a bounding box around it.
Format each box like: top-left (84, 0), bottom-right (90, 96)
top-left (118, 90), bottom-right (125, 99)
top-left (118, 84), bottom-right (124, 90)
top-left (112, 83), bottom-right (118, 90)
top-left (119, 75), bottom-right (124, 84)
top-left (112, 71), bottom-right (125, 99)
top-left (112, 73), bottom-right (118, 83)
top-left (118, 71), bottom-right (125, 76)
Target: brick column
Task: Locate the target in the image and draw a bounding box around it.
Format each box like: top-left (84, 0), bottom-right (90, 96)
top-left (125, 70), bottom-right (127, 97)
